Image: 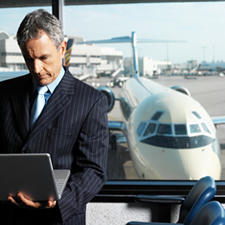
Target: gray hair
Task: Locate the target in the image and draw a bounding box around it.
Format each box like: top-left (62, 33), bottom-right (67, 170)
top-left (17, 9), bottom-right (64, 50)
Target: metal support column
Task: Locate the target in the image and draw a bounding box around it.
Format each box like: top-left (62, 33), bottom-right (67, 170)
top-left (52, 0), bottom-right (65, 65)
top-left (52, 0), bottom-right (64, 27)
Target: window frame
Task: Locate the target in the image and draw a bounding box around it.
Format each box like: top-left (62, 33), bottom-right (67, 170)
top-left (92, 180), bottom-right (225, 203)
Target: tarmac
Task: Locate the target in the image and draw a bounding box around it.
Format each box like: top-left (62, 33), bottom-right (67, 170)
top-left (85, 75), bottom-right (225, 180)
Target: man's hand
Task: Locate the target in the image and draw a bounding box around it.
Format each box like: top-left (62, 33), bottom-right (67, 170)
top-left (8, 193), bottom-right (57, 209)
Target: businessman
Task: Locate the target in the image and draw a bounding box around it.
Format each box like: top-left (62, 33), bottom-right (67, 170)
top-left (0, 9), bottom-right (108, 225)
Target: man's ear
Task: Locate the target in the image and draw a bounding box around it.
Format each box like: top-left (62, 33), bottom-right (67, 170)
top-left (60, 41), bottom-right (67, 57)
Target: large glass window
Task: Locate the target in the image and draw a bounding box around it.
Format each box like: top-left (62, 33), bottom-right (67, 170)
top-left (64, 2), bottom-right (224, 181)
top-left (1, 2), bottom-right (224, 182)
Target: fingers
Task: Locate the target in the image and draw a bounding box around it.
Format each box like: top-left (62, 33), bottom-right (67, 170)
top-left (47, 200), bottom-right (57, 208)
top-left (8, 193), bottom-right (57, 209)
top-left (8, 196), bottom-right (20, 207)
top-left (19, 193), bottom-right (44, 208)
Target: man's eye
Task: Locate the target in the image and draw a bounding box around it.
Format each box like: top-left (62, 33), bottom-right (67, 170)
top-left (25, 57), bottom-right (33, 61)
top-left (40, 56), bottom-right (48, 60)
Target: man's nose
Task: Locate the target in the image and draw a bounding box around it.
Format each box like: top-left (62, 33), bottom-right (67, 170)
top-left (33, 59), bottom-right (42, 74)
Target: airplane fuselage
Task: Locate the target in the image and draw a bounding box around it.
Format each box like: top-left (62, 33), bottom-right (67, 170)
top-left (119, 77), bottom-right (221, 180)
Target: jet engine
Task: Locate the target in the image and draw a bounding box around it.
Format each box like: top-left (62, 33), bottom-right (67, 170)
top-left (170, 85), bottom-right (191, 96)
top-left (97, 86), bottom-right (115, 112)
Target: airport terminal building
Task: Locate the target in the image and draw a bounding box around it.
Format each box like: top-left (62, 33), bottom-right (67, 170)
top-left (0, 31), bottom-right (123, 77)
top-left (0, 31), bottom-right (199, 78)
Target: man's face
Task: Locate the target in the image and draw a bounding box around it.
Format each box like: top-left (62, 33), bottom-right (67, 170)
top-left (21, 31), bottom-right (67, 86)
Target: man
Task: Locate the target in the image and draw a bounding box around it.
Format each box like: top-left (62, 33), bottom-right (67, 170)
top-left (0, 9), bottom-right (108, 225)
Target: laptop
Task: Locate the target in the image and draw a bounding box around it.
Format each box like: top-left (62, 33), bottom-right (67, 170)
top-left (0, 153), bottom-right (70, 201)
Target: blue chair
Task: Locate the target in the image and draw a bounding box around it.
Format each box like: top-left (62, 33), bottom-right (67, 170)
top-left (126, 176), bottom-right (216, 225)
top-left (127, 201), bottom-right (225, 225)
top-left (189, 201), bottom-right (225, 225)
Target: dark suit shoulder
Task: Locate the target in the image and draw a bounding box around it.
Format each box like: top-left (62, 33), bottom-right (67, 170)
top-left (0, 74), bottom-right (31, 95)
top-left (63, 68), bottom-right (106, 101)
top-left (77, 78), bottom-right (104, 97)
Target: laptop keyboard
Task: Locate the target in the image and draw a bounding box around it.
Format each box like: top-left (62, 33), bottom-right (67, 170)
top-left (55, 179), bottom-right (66, 193)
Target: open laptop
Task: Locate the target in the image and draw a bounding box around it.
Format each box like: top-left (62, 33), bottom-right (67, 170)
top-left (0, 153), bottom-right (70, 201)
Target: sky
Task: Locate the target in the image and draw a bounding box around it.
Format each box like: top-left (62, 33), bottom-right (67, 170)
top-left (1, 2), bottom-right (225, 64)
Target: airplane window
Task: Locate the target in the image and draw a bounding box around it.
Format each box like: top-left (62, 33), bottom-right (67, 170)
top-left (201, 122), bottom-right (211, 134)
top-left (141, 133), bottom-right (214, 148)
top-left (151, 111), bottom-right (164, 121)
top-left (192, 111), bottom-right (201, 119)
top-left (143, 123), bottom-right (156, 136)
top-left (189, 124), bottom-right (201, 134)
top-left (137, 122), bottom-right (147, 136)
top-left (174, 124), bottom-right (187, 135)
top-left (157, 124), bottom-right (172, 135)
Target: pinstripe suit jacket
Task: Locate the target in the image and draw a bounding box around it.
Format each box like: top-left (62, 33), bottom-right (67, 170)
top-left (0, 67), bottom-right (108, 225)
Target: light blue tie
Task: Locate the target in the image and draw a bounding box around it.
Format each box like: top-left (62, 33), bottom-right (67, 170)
top-left (30, 85), bottom-right (48, 129)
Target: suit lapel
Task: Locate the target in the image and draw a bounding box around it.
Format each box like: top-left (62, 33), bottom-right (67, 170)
top-left (27, 69), bottom-right (75, 141)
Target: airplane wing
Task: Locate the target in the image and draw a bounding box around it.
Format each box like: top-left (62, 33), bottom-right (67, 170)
top-left (211, 116), bottom-right (225, 126)
top-left (108, 120), bottom-right (128, 135)
top-left (108, 120), bottom-right (128, 150)
top-left (137, 39), bottom-right (186, 43)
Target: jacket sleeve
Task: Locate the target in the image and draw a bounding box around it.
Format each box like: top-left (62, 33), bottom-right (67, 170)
top-left (57, 94), bottom-right (109, 222)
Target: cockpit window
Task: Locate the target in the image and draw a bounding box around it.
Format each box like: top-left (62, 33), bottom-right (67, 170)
top-left (192, 111), bottom-right (201, 119)
top-left (151, 111), bottom-right (164, 121)
top-left (143, 123), bottom-right (156, 136)
top-left (157, 124), bottom-right (172, 135)
top-left (190, 124), bottom-right (201, 133)
top-left (201, 122), bottom-right (211, 134)
top-left (137, 122), bottom-right (147, 136)
top-left (139, 120), bottom-right (214, 149)
top-left (174, 124), bottom-right (187, 135)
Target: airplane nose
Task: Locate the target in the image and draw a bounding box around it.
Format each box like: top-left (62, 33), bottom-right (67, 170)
top-left (178, 148), bottom-right (221, 180)
top-left (136, 145), bottom-right (221, 180)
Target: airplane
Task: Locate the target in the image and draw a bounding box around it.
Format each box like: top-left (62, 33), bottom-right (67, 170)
top-left (198, 61), bottom-right (225, 73)
top-left (78, 32), bottom-right (225, 180)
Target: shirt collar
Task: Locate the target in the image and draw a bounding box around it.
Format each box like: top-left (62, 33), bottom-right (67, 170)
top-left (32, 67), bottom-right (65, 94)
top-left (47, 67), bottom-right (65, 94)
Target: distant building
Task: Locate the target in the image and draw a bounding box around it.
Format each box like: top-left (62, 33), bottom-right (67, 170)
top-left (139, 57), bottom-right (172, 76)
top-left (124, 57), bottom-right (172, 77)
top-left (65, 35), bottom-right (123, 77)
top-left (0, 31), bottom-right (25, 70)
